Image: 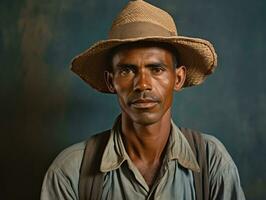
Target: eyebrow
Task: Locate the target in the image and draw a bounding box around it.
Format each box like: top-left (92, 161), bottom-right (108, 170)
top-left (146, 62), bottom-right (167, 68)
top-left (115, 61), bottom-right (168, 69)
top-left (115, 63), bottom-right (137, 69)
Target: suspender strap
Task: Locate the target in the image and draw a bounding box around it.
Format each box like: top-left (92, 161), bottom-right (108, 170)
top-left (180, 127), bottom-right (210, 200)
top-left (79, 128), bottom-right (209, 200)
top-left (78, 130), bottom-right (110, 200)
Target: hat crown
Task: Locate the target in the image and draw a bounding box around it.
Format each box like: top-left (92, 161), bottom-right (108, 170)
top-left (109, 0), bottom-right (178, 39)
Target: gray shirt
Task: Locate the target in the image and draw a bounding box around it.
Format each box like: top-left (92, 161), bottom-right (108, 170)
top-left (41, 119), bottom-right (245, 200)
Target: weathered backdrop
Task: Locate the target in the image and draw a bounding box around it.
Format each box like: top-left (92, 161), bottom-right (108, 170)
top-left (1, 0), bottom-right (265, 199)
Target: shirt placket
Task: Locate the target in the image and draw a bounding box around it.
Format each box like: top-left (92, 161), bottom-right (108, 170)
top-left (146, 157), bottom-right (170, 200)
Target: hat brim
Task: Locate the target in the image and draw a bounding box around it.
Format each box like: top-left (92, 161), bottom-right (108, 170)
top-left (71, 36), bottom-right (217, 93)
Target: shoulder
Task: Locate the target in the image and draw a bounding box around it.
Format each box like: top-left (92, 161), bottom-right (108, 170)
top-left (200, 133), bottom-right (246, 199)
top-left (41, 131), bottom-right (111, 199)
top-left (48, 141), bottom-right (86, 172)
top-left (200, 134), bottom-right (240, 184)
top-left (181, 128), bottom-right (234, 171)
top-left (45, 130), bottom-right (110, 176)
top-left (200, 133), bottom-right (236, 174)
top-left (201, 133), bottom-right (233, 164)
top-left (47, 130), bottom-right (110, 173)
top-left (41, 141), bottom-right (87, 199)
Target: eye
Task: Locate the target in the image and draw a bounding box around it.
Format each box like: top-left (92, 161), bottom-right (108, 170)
top-left (118, 66), bottom-right (135, 76)
top-left (150, 65), bottom-right (165, 74)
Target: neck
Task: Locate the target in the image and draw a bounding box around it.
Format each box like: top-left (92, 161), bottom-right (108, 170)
top-left (121, 109), bottom-right (172, 164)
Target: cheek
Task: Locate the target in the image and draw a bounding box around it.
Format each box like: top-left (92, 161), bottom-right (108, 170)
top-left (155, 74), bottom-right (176, 97)
top-left (161, 77), bottom-right (173, 87)
top-left (113, 76), bottom-right (133, 100)
top-left (113, 75), bottom-right (129, 90)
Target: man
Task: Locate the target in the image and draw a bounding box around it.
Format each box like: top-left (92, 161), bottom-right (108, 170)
top-left (41, 0), bottom-right (245, 199)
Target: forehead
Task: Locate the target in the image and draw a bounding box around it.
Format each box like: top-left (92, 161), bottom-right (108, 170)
top-left (114, 46), bottom-right (171, 61)
top-left (110, 42), bottom-right (176, 64)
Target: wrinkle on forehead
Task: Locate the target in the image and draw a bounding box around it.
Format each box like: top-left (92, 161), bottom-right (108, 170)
top-left (111, 48), bottom-right (177, 73)
top-left (112, 47), bottom-right (171, 66)
top-left (108, 41), bottom-right (179, 71)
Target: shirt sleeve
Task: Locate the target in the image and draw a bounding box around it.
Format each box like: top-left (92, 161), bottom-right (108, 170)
top-left (40, 168), bottom-right (77, 200)
top-left (203, 134), bottom-right (246, 200)
top-left (40, 141), bottom-right (85, 200)
top-left (210, 161), bottom-right (246, 200)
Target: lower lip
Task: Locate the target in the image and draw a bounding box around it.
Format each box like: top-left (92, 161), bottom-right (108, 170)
top-left (131, 102), bottom-right (158, 109)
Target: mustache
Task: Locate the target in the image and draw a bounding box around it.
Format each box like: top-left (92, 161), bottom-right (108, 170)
top-left (127, 91), bottom-right (160, 104)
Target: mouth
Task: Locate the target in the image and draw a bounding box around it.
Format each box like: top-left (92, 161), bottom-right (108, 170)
top-left (130, 98), bottom-right (159, 109)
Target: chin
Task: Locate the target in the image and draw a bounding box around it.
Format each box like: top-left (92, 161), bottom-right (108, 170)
top-left (130, 112), bottom-right (163, 126)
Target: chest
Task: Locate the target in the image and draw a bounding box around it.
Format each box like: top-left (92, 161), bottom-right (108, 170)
top-left (101, 162), bottom-right (196, 200)
top-left (136, 162), bottom-right (161, 188)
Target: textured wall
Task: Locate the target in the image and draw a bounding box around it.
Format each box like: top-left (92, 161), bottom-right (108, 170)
top-left (1, 0), bottom-right (265, 199)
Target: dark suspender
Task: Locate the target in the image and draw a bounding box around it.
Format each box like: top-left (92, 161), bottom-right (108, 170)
top-left (78, 130), bottom-right (110, 200)
top-left (180, 127), bottom-right (210, 200)
top-left (79, 128), bottom-right (209, 200)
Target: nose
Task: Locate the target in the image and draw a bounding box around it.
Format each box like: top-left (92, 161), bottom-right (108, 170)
top-left (133, 69), bottom-right (152, 92)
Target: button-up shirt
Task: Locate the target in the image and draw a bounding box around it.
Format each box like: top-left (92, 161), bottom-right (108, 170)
top-left (41, 118), bottom-right (245, 199)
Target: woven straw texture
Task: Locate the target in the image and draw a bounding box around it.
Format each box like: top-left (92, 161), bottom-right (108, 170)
top-left (110, 0), bottom-right (177, 36)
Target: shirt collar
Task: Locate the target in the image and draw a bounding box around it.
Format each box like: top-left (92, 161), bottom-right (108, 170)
top-left (100, 116), bottom-right (200, 173)
top-left (167, 120), bottom-right (200, 172)
top-left (100, 116), bottom-right (128, 172)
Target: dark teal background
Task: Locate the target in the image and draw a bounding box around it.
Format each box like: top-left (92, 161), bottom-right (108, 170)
top-left (1, 0), bottom-right (265, 199)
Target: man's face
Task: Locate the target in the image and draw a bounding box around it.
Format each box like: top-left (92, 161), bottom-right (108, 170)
top-left (106, 45), bottom-right (185, 125)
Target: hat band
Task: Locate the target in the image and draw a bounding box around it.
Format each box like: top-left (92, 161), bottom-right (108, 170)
top-left (108, 22), bottom-right (177, 39)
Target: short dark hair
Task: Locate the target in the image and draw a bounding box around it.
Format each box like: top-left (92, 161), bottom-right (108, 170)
top-left (107, 41), bottom-right (180, 72)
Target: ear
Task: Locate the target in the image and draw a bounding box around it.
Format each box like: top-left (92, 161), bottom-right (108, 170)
top-left (174, 65), bottom-right (186, 91)
top-left (104, 70), bottom-right (116, 93)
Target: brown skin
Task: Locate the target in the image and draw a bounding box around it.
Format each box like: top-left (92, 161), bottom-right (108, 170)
top-left (105, 45), bottom-right (186, 188)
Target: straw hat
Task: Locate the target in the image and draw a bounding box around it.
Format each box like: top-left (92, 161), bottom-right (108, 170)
top-left (71, 0), bottom-right (217, 93)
